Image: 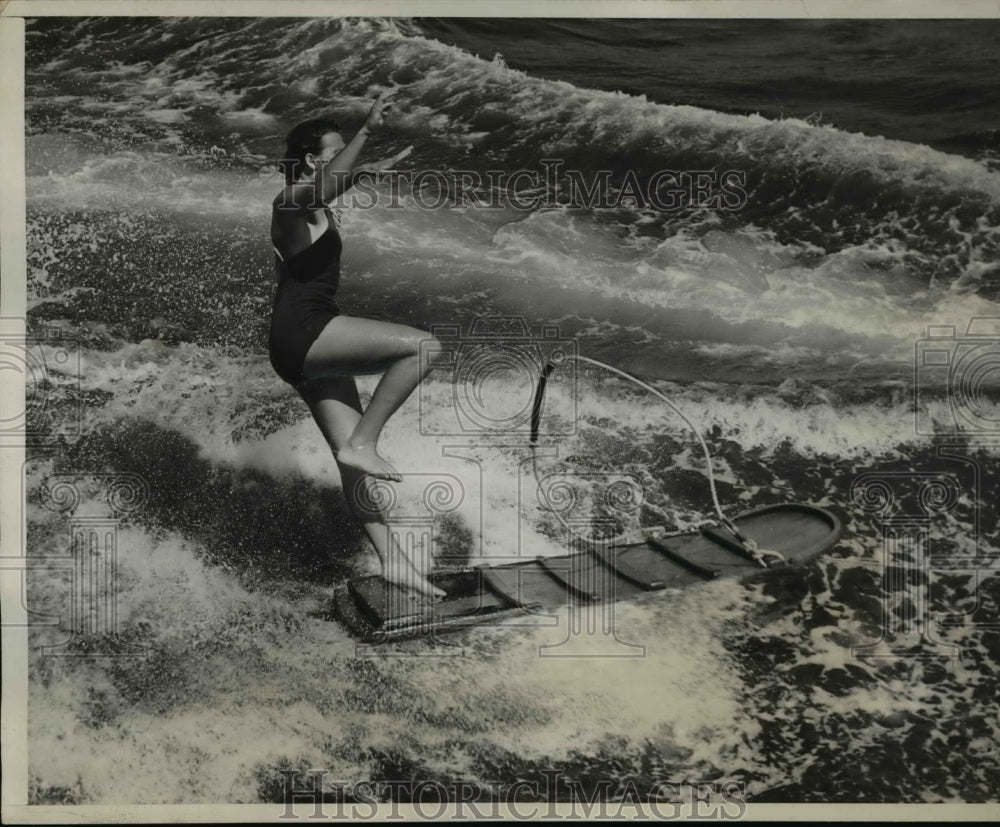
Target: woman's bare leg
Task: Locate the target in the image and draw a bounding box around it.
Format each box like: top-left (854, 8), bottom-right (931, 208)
top-left (299, 376), bottom-right (445, 598)
top-left (302, 315), bottom-right (443, 481)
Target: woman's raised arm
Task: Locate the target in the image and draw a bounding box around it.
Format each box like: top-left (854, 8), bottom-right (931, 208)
top-left (313, 88), bottom-right (397, 204)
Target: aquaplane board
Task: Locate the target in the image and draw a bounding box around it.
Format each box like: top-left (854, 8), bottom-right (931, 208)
top-left (332, 503), bottom-right (842, 644)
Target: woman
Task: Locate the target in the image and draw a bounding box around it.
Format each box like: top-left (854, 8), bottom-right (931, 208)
top-left (268, 89), bottom-right (445, 598)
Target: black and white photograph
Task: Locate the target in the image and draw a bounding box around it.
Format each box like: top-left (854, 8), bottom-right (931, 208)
top-left (2, 1), bottom-right (998, 821)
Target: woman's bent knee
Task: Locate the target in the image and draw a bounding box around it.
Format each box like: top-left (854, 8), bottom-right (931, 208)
top-left (416, 335), bottom-right (446, 367)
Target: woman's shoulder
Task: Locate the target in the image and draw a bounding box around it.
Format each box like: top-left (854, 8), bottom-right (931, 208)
top-left (271, 192), bottom-right (336, 255)
top-left (272, 182), bottom-right (327, 214)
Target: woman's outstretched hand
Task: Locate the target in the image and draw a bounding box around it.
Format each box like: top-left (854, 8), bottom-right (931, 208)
top-left (364, 87), bottom-right (398, 131)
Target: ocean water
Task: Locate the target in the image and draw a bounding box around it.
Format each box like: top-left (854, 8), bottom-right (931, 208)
top-left (21, 16), bottom-right (1000, 807)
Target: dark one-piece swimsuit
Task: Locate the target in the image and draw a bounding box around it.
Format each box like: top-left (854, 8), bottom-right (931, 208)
top-left (268, 208), bottom-right (343, 387)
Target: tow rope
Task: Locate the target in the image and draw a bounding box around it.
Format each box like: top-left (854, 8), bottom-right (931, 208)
top-left (529, 354), bottom-right (784, 568)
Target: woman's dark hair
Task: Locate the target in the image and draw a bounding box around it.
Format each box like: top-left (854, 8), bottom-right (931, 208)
top-left (279, 117), bottom-right (343, 184)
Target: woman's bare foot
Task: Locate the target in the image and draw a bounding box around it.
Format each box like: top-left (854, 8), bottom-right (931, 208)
top-left (384, 540), bottom-right (446, 599)
top-left (337, 443), bottom-right (402, 482)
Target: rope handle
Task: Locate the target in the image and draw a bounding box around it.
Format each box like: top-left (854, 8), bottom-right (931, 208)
top-left (529, 361), bottom-right (556, 445)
